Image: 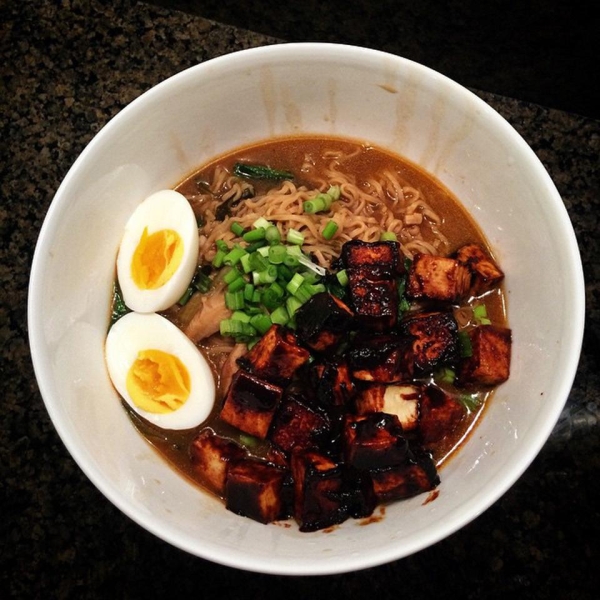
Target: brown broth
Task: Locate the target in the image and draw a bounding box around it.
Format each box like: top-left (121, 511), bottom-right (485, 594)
top-left (124, 135), bottom-right (508, 497)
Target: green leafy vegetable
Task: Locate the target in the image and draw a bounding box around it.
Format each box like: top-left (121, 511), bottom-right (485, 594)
top-left (111, 283), bottom-right (130, 325)
top-left (233, 162), bottom-right (294, 180)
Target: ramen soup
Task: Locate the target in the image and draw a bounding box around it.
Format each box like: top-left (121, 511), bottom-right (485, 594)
top-left (107, 136), bottom-right (511, 531)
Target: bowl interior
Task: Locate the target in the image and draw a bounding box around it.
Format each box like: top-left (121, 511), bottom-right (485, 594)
top-left (28, 43), bottom-right (584, 575)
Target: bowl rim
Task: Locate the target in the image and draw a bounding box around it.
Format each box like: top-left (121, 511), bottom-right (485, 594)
top-left (28, 42), bottom-right (586, 575)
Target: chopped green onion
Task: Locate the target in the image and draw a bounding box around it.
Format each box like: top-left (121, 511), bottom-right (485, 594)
top-left (327, 185), bottom-right (341, 200)
top-left (473, 304), bottom-right (492, 325)
top-left (227, 276), bottom-right (246, 293)
top-left (223, 267), bottom-right (242, 285)
top-left (253, 265), bottom-right (278, 285)
top-left (286, 228), bottom-right (305, 245)
top-left (286, 296), bottom-right (304, 316)
top-left (212, 248), bottom-right (227, 268)
top-left (193, 270), bottom-right (212, 293)
top-left (233, 163), bottom-right (294, 181)
top-left (322, 220), bottom-right (339, 240)
top-left (435, 367), bottom-right (456, 385)
top-left (303, 197), bottom-right (326, 214)
top-left (243, 227), bottom-right (266, 243)
top-left (380, 231), bottom-right (398, 241)
top-left (215, 239), bottom-right (229, 252)
top-left (268, 244), bottom-right (287, 264)
top-left (239, 252), bottom-right (253, 274)
top-left (286, 272), bottom-right (305, 295)
top-left (336, 269), bottom-right (349, 287)
top-left (248, 251), bottom-right (268, 272)
top-left (110, 284), bottom-right (131, 325)
top-left (249, 313), bottom-right (273, 335)
top-left (231, 310), bottom-right (251, 323)
top-left (303, 186), bottom-right (340, 213)
top-left (294, 282), bottom-right (316, 304)
top-left (398, 296), bottom-right (410, 315)
top-left (230, 221), bottom-right (245, 236)
top-left (270, 305), bottom-right (290, 325)
top-left (265, 225), bottom-right (281, 244)
top-left (220, 318), bottom-right (256, 338)
top-left (253, 217), bottom-right (272, 230)
top-left (458, 330), bottom-right (473, 357)
top-left (243, 283), bottom-right (255, 302)
top-left (458, 393), bottom-right (482, 413)
top-left (225, 290), bottom-right (245, 311)
top-left (261, 282), bottom-right (285, 310)
top-left (223, 244), bottom-right (247, 266)
top-left (283, 254), bottom-right (300, 269)
top-left (244, 239), bottom-right (268, 253)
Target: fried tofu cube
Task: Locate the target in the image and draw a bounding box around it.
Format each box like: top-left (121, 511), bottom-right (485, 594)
top-left (343, 413), bottom-right (409, 469)
top-left (220, 369), bottom-right (283, 439)
top-left (269, 391), bottom-right (331, 453)
top-left (225, 458), bottom-right (288, 524)
top-left (370, 450), bottom-right (439, 502)
top-left (406, 253), bottom-right (472, 302)
top-left (342, 240), bottom-right (402, 278)
top-left (341, 465), bottom-right (378, 519)
top-left (347, 334), bottom-right (414, 383)
top-left (401, 311), bottom-right (459, 373)
top-left (347, 270), bottom-right (398, 330)
top-left (455, 244), bottom-right (505, 296)
top-left (355, 384), bottom-right (421, 432)
top-left (291, 448), bottom-right (348, 532)
top-left (458, 325), bottom-right (512, 386)
top-left (419, 385), bottom-right (465, 445)
top-left (310, 358), bottom-right (355, 407)
top-left (237, 324), bottom-right (310, 384)
top-left (294, 292), bottom-right (354, 352)
top-left (189, 428), bottom-right (247, 496)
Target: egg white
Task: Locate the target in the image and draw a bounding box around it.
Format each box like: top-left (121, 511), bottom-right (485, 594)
top-left (117, 189), bottom-right (199, 313)
top-left (105, 312), bottom-right (215, 430)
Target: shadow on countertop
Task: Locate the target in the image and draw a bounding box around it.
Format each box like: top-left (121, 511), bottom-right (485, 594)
top-left (148, 0), bottom-right (598, 120)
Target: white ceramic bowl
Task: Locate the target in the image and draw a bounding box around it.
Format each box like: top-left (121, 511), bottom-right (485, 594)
top-left (28, 43), bottom-right (585, 575)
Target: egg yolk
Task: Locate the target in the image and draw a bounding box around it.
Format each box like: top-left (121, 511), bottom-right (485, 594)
top-left (131, 227), bottom-right (183, 290)
top-left (126, 349), bottom-right (191, 414)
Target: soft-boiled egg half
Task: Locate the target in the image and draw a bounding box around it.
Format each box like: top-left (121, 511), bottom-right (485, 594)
top-left (105, 312), bottom-right (215, 430)
top-left (117, 189), bottom-right (199, 313)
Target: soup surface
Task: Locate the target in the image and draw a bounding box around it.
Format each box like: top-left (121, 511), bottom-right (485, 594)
top-left (111, 135), bottom-right (510, 530)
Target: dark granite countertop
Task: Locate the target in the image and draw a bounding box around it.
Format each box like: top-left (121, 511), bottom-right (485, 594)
top-left (1, 1), bottom-right (598, 598)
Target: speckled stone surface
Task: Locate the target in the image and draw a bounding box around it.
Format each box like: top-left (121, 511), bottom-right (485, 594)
top-left (1, 1), bottom-right (598, 598)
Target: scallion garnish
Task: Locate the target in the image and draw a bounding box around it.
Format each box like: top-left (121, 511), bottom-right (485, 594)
top-left (322, 220), bottom-right (338, 240)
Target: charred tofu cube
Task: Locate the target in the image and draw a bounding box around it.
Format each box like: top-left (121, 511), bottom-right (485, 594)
top-left (225, 458), bottom-right (288, 524)
top-left (220, 369), bottom-right (283, 439)
top-left (401, 311), bottom-right (459, 373)
top-left (355, 384), bottom-right (421, 432)
top-left (340, 466), bottom-right (378, 519)
top-left (294, 292), bottom-right (354, 352)
top-left (458, 325), bottom-right (512, 386)
top-left (347, 334), bottom-right (414, 383)
top-left (291, 448), bottom-right (348, 532)
top-left (269, 390), bottom-right (331, 453)
top-left (189, 428), bottom-right (247, 496)
top-left (455, 244), bottom-right (505, 296)
top-left (237, 324), bottom-right (310, 384)
top-left (342, 240), bottom-right (402, 278)
top-left (419, 385), bottom-right (465, 445)
top-left (347, 269), bottom-right (399, 330)
top-left (370, 449), bottom-right (439, 502)
top-left (310, 358), bottom-right (355, 408)
top-left (406, 253), bottom-right (471, 303)
top-left (343, 413), bottom-right (409, 469)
